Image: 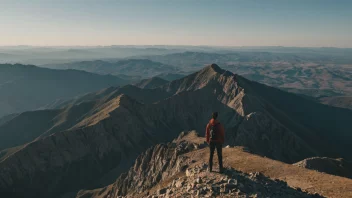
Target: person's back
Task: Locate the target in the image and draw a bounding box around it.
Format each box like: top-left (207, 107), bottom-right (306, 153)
top-left (205, 112), bottom-right (225, 173)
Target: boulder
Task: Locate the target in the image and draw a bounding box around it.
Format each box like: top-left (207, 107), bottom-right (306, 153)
top-left (158, 188), bottom-right (167, 195)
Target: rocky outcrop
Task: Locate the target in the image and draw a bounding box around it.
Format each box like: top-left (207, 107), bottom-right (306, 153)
top-left (110, 137), bottom-right (199, 196)
top-left (151, 166), bottom-right (322, 198)
top-left (294, 157), bottom-right (352, 179)
top-left (76, 131), bottom-right (205, 198)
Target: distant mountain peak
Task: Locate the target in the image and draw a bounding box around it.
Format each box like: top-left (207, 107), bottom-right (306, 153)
top-left (162, 64), bottom-right (236, 94)
top-left (199, 64), bottom-right (235, 79)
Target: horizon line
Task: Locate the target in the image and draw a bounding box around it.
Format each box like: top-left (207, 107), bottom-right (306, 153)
top-left (0, 45), bottom-right (351, 49)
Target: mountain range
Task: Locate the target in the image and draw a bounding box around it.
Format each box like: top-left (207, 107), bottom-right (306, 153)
top-left (0, 64), bottom-right (351, 197)
top-left (43, 59), bottom-right (179, 78)
top-left (0, 46), bottom-right (185, 65)
top-left (140, 51), bottom-right (352, 69)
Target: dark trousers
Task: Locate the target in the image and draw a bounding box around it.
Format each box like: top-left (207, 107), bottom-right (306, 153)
top-left (209, 142), bottom-right (223, 171)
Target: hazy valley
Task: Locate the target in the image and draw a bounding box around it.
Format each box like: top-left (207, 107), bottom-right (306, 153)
top-left (33, 48), bottom-right (352, 110)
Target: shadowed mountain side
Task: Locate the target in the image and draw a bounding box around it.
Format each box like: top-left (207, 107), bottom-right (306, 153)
top-left (0, 109), bottom-right (61, 151)
top-left (234, 75), bottom-right (352, 160)
top-left (231, 112), bottom-right (317, 162)
top-left (0, 64), bottom-right (129, 117)
top-left (0, 114), bottom-right (19, 126)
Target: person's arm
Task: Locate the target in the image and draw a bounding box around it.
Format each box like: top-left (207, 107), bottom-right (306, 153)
top-left (205, 123), bottom-right (210, 144)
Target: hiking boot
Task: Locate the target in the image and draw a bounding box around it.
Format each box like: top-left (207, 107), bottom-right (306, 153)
top-left (219, 168), bottom-right (224, 174)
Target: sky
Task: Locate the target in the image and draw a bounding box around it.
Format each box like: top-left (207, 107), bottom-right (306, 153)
top-left (0, 0), bottom-right (351, 47)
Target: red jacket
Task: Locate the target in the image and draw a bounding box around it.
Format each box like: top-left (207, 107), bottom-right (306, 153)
top-left (206, 119), bottom-right (225, 144)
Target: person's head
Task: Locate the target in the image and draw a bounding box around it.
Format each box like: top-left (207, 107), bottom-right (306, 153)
top-left (212, 112), bottom-right (218, 120)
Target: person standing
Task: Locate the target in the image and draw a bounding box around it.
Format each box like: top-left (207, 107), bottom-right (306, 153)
top-left (205, 112), bottom-right (225, 173)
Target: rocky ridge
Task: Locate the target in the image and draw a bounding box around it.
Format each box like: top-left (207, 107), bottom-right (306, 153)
top-left (77, 131), bottom-right (323, 198)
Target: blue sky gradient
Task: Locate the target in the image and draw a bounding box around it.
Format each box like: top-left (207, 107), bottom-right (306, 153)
top-left (1, 0), bottom-right (351, 47)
